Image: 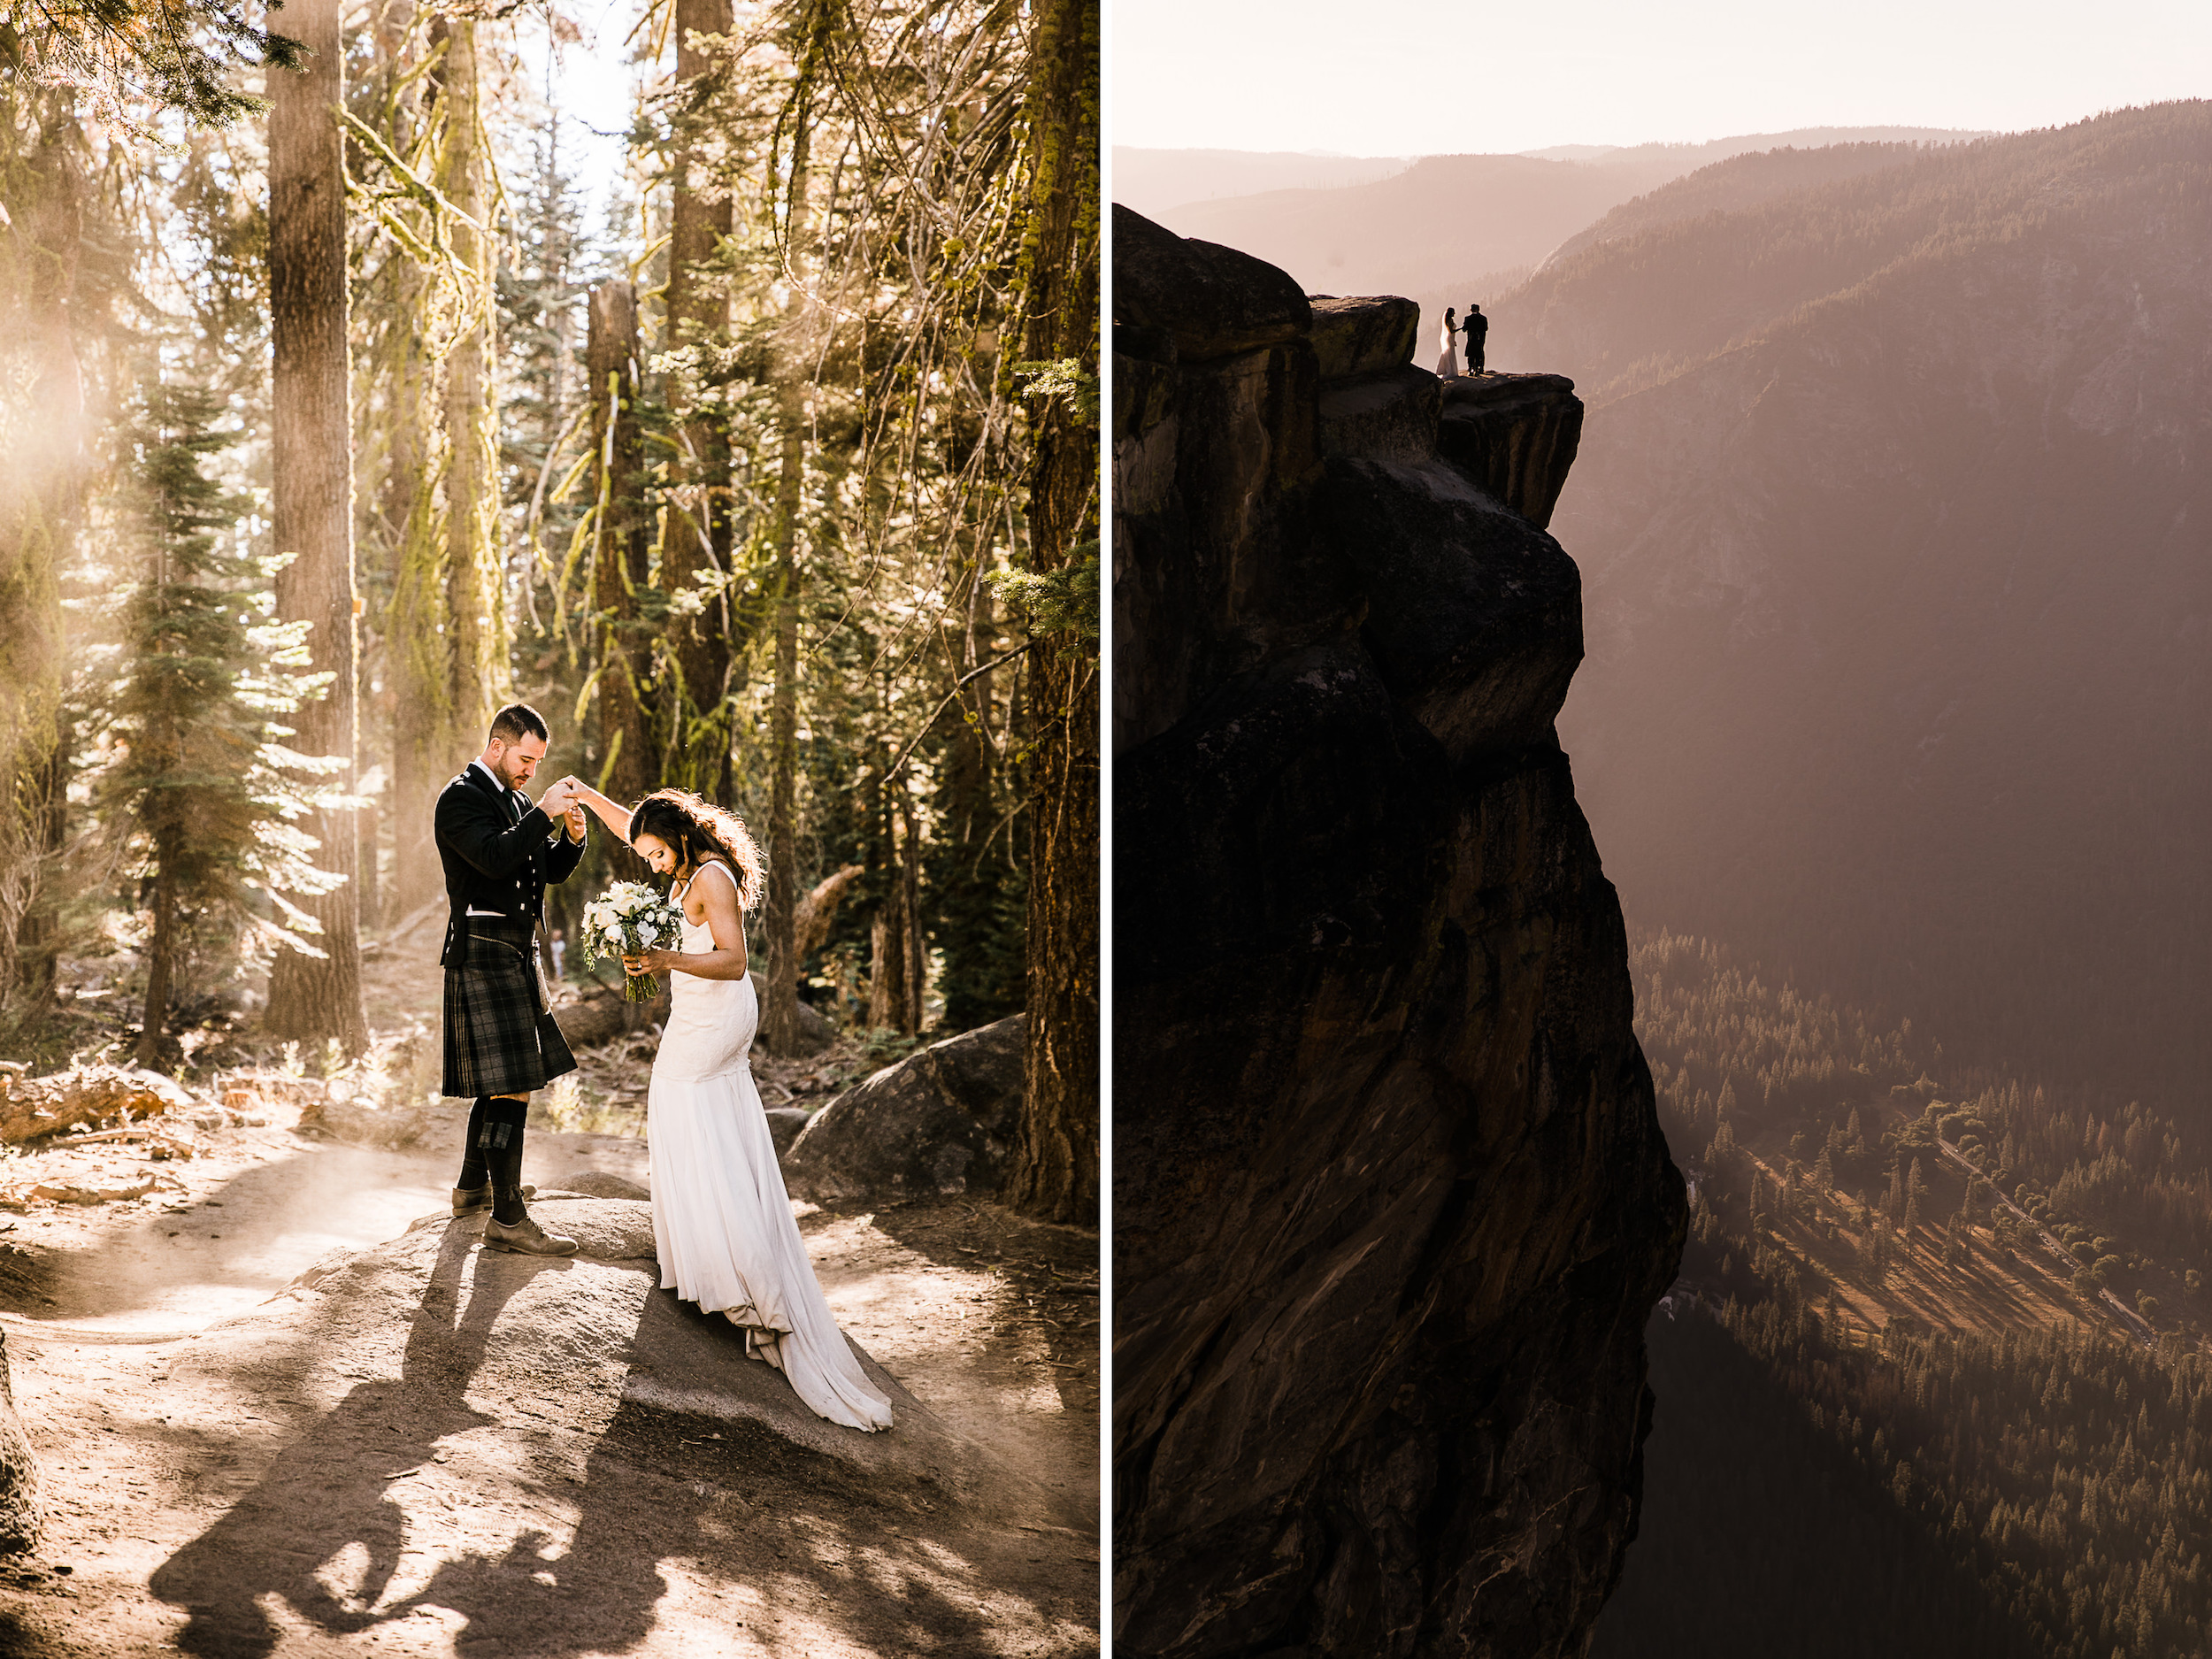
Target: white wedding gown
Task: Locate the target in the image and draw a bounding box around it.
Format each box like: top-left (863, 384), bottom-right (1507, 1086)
top-left (647, 861), bottom-right (894, 1431)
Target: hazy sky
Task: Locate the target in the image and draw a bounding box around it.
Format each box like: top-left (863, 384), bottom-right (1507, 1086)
top-left (509, 0), bottom-right (644, 231)
top-left (1112, 0), bottom-right (2212, 157)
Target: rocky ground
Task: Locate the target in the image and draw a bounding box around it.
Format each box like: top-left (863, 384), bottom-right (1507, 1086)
top-left (0, 940), bottom-right (1098, 1655)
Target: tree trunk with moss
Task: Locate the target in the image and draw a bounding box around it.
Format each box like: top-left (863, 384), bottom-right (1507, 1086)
top-left (380, 218), bottom-right (442, 918)
top-left (759, 50), bottom-right (821, 1061)
top-left (1001, 0), bottom-right (1099, 1225)
top-left (387, 17), bottom-right (506, 917)
top-left (264, 0), bottom-right (369, 1052)
top-left (588, 280), bottom-right (651, 808)
top-left (664, 0), bottom-right (736, 800)
top-left (437, 21), bottom-right (509, 764)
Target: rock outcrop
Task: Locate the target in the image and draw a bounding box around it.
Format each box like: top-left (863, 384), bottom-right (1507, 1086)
top-left (550, 986), bottom-right (667, 1049)
top-left (765, 1106), bottom-right (813, 1158)
top-left (782, 1016), bottom-right (1025, 1202)
top-left (1111, 204), bottom-right (1684, 1658)
top-left (1438, 372), bottom-right (1583, 529)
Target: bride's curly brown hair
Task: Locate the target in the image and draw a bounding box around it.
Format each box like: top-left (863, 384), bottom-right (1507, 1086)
top-left (627, 789), bottom-right (766, 913)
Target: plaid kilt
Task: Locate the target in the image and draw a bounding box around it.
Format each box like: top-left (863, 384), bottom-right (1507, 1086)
top-left (442, 919), bottom-right (577, 1098)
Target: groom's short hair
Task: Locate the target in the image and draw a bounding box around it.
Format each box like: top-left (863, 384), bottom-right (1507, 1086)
top-left (488, 703), bottom-right (549, 745)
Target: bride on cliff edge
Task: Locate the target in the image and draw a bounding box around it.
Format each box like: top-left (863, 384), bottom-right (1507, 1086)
top-left (565, 778), bottom-right (894, 1433)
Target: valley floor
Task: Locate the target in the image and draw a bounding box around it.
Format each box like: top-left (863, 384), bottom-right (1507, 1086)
top-left (1709, 1106), bottom-right (2164, 1354)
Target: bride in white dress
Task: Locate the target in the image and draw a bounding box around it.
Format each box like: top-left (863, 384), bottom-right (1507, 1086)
top-left (1436, 305), bottom-right (1461, 378)
top-left (567, 782), bottom-right (894, 1432)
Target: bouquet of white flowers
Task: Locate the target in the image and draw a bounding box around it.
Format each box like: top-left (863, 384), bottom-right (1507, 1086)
top-left (579, 880), bottom-right (685, 1002)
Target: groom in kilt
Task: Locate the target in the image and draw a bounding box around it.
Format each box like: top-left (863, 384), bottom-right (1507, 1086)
top-left (436, 703), bottom-right (589, 1256)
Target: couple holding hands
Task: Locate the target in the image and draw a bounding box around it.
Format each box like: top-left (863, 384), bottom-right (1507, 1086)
top-left (432, 702), bottom-right (893, 1432)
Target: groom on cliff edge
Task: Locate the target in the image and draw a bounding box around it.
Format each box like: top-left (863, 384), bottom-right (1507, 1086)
top-left (435, 703), bottom-right (589, 1256)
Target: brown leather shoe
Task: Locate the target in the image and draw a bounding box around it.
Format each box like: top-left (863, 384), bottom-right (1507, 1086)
top-left (483, 1213), bottom-right (578, 1256)
top-left (451, 1183), bottom-right (535, 1215)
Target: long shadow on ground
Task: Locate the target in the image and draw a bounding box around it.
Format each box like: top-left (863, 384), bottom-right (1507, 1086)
top-left (145, 1208), bottom-right (1088, 1656)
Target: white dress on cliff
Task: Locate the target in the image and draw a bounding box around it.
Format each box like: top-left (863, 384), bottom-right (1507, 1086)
top-left (1436, 311), bottom-right (1461, 378)
top-left (648, 860), bottom-right (894, 1432)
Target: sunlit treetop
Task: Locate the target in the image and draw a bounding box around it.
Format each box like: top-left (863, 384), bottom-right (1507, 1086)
top-left (1, 0), bottom-right (306, 132)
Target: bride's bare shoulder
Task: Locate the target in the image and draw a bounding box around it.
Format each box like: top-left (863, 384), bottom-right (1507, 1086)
top-left (682, 859), bottom-right (739, 915)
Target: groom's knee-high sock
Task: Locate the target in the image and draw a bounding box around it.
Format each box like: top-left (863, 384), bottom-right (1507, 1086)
top-left (457, 1097), bottom-right (493, 1189)
top-left (486, 1097), bottom-right (531, 1224)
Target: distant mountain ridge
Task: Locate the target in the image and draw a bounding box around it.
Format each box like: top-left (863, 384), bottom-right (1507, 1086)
top-left (1134, 127), bottom-right (1988, 314)
top-left (1110, 147), bottom-right (1411, 220)
top-left (1526, 102), bottom-right (2212, 1114)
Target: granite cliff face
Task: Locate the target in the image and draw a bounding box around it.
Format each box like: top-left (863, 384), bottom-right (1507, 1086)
top-left (1111, 204), bottom-right (1684, 1658)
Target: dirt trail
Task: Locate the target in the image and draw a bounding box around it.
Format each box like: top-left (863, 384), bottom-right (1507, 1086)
top-left (0, 947), bottom-right (1098, 1655)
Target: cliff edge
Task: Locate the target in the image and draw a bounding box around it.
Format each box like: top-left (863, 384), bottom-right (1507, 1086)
top-left (1111, 204), bottom-right (1684, 1658)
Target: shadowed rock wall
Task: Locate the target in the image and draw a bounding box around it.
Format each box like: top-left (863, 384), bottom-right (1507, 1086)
top-left (1111, 204), bottom-right (1683, 1659)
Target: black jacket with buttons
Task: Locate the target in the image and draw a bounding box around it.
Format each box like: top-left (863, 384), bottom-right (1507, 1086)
top-left (434, 764), bottom-right (588, 967)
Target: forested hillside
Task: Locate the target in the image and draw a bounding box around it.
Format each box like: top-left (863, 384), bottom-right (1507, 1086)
top-left (1519, 102), bottom-right (2212, 1113)
top-left (0, 0), bottom-right (1098, 1216)
top-left (1595, 930), bottom-right (2212, 1659)
top-left (1533, 140), bottom-right (1934, 276)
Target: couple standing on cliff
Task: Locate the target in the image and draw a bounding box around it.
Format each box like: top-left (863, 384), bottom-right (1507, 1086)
top-left (1437, 302), bottom-right (1488, 378)
top-left (433, 701), bottom-right (893, 1432)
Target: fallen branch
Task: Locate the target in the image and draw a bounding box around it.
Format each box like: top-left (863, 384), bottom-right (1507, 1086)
top-left (0, 1067), bottom-right (196, 1146)
top-left (0, 1172), bottom-right (181, 1210)
top-left (60, 1126), bottom-right (196, 1148)
top-left (58, 1125), bottom-right (200, 1159)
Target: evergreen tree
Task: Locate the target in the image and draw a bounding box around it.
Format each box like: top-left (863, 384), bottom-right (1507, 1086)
top-left (2, 0), bottom-right (305, 132)
top-left (104, 379), bottom-right (342, 1065)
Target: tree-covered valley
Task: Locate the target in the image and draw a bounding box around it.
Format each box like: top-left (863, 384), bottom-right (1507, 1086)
top-left (1593, 930), bottom-right (2212, 1659)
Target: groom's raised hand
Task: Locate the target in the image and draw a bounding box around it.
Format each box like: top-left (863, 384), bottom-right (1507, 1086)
top-left (549, 776), bottom-right (589, 841)
top-left (537, 778), bottom-right (579, 817)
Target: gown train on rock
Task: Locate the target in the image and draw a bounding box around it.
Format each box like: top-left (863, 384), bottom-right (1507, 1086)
top-left (647, 860), bottom-right (893, 1432)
